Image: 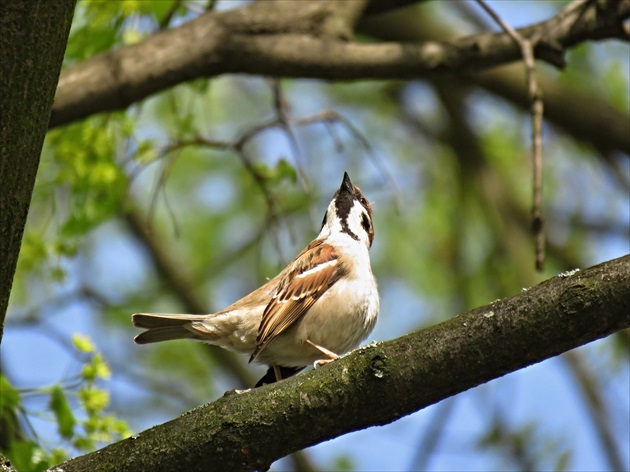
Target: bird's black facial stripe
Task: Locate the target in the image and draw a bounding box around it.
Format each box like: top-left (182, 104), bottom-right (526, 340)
top-left (320, 212), bottom-right (328, 230)
top-left (361, 212), bottom-right (371, 233)
top-left (340, 218), bottom-right (359, 242)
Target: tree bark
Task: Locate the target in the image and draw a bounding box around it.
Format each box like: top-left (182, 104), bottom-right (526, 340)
top-left (56, 255), bottom-right (630, 472)
top-left (0, 0), bottom-right (76, 341)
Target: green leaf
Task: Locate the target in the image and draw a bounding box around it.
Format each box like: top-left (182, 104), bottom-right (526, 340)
top-left (554, 450), bottom-right (571, 472)
top-left (0, 374), bottom-right (20, 411)
top-left (274, 159), bottom-right (298, 184)
top-left (73, 436), bottom-right (95, 452)
top-left (81, 353), bottom-right (111, 382)
top-left (0, 375), bottom-right (21, 444)
top-left (72, 333), bottom-right (95, 353)
top-left (79, 386), bottom-right (110, 415)
top-left (50, 448), bottom-right (70, 466)
top-left (49, 385), bottom-right (76, 439)
top-left (6, 440), bottom-right (36, 472)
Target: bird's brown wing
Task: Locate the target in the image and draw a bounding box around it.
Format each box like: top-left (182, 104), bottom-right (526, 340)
top-left (249, 240), bottom-right (343, 362)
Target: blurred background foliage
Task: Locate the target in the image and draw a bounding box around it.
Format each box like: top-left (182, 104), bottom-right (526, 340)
top-left (1, 1), bottom-right (628, 471)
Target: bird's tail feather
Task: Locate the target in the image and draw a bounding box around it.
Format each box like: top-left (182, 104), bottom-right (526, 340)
top-left (132, 313), bottom-right (207, 344)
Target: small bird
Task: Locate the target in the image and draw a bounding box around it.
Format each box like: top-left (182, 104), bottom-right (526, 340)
top-left (132, 172), bottom-right (379, 387)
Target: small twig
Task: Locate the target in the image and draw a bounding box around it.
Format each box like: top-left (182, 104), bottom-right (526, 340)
top-left (563, 350), bottom-right (628, 472)
top-left (476, 0), bottom-right (546, 271)
top-left (157, 0), bottom-right (182, 31)
top-left (292, 109), bottom-right (401, 210)
top-left (268, 79), bottom-right (311, 191)
top-left (148, 151), bottom-right (181, 237)
top-left (131, 103), bottom-right (395, 242)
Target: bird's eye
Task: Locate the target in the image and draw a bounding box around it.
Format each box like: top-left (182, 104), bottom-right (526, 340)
top-left (359, 196), bottom-right (367, 206)
top-left (361, 213), bottom-right (371, 233)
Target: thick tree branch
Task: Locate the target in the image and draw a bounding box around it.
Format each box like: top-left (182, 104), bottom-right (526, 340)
top-left (49, 0), bottom-right (630, 129)
top-left (57, 255), bottom-right (630, 472)
top-left (0, 0), bottom-right (76, 341)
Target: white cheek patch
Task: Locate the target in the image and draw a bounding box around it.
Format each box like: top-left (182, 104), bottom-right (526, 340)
top-left (345, 204), bottom-right (372, 245)
top-left (296, 259), bottom-right (338, 279)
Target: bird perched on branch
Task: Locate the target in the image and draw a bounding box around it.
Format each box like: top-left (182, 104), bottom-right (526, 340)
top-left (132, 172), bottom-right (379, 387)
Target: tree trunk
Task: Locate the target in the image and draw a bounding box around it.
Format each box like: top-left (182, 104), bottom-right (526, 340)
top-left (0, 0), bottom-right (76, 341)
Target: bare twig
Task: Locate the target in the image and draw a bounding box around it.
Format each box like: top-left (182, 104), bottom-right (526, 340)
top-left (134, 104), bottom-right (395, 224)
top-left (563, 350), bottom-right (628, 472)
top-left (476, 0), bottom-right (545, 271)
top-left (410, 398), bottom-right (457, 470)
top-left (157, 0), bottom-right (182, 31)
top-left (293, 109), bottom-right (401, 209)
top-left (269, 79), bottom-right (311, 190)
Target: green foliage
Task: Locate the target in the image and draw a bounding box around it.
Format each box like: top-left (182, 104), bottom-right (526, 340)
top-left (72, 334), bottom-right (95, 354)
top-left (0, 375), bottom-right (20, 441)
top-left (3, 440), bottom-right (65, 472)
top-left (12, 114), bottom-right (131, 304)
top-left (1, 336), bottom-right (130, 471)
top-left (65, 0), bottom-right (176, 64)
top-left (331, 454), bottom-right (354, 471)
top-left (0, 375), bottom-right (20, 411)
top-left (49, 386), bottom-right (76, 440)
top-left (47, 118), bottom-right (129, 238)
top-left (254, 159), bottom-right (299, 186)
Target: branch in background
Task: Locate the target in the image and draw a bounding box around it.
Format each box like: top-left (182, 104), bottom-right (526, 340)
top-left (563, 350), bottom-right (628, 471)
top-left (467, 66), bottom-right (630, 157)
top-left (57, 255), bottom-right (630, 472)
top-left (134, 101), bottom-right (376, 231)
top-left (410, 398), bottom-right (457, 471)
top-left (476, 1), bottom-right (548, 272)
top-left (123, 206), bottom-right (255, 387)
top-left (359, 4), bottom-right (630, 158)
top-left (49, 0), bottom-right (630, 129)
top-left (268, 79), bottom-right (311, 190)
top-left (476, 0), bottom-right (546, 271)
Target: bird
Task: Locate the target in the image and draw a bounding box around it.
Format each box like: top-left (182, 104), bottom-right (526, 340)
top-left (132, 172), bottom-right (379, 387)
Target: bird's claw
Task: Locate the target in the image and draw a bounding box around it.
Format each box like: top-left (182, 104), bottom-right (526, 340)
top-left (313, 358), bottom-right (336, 370)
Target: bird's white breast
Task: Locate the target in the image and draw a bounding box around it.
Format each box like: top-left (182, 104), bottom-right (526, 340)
top-left (261, 237), bottom-right (379, 367)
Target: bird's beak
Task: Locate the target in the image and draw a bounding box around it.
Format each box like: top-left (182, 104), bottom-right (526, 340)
top-left (340, 172), bottom-right (354, 195)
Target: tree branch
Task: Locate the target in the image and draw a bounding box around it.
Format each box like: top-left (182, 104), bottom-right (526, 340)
top-left (56, 255), bottom-right (630, 472)
top-left (467, 65), bottom-right (630, 156)
top-left (358, 3), bottom-right (630, 156)
top-left (49, 0), bottom-right (630, 129)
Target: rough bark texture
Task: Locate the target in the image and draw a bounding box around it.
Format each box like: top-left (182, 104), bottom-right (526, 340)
top-left (56, 255), bottom-right (630, 472)
top-left (0, 0), bottom-right (76, 341)
top-left (49, 0), bottom-right (630, 134)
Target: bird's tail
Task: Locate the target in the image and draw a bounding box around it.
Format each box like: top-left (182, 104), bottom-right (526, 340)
top-left (132, 313), bottom-right (209, 344)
